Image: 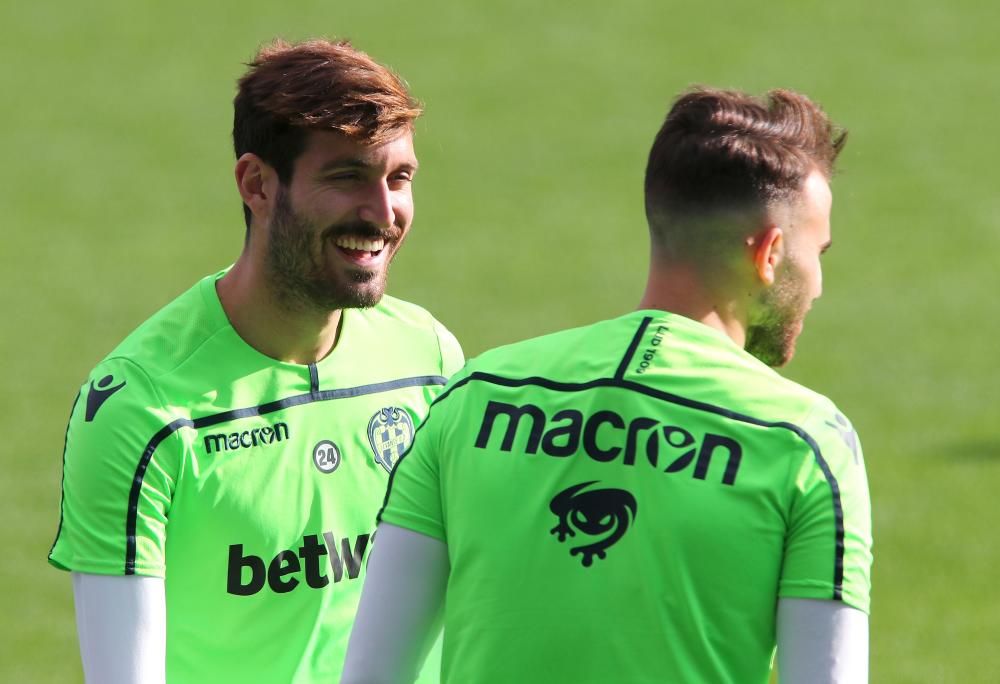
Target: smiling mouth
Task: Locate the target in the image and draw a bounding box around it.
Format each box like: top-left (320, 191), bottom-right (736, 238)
top-left (332, 235), bottom-right (387, 265)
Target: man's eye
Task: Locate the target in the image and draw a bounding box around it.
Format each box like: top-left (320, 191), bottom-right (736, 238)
top-left (327, 172), bottom-right (359, 182)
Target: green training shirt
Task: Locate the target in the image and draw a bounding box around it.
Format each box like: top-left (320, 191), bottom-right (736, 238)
top-left (49, 271), bottom-right (463, 684)
top-left (381, 310), bottom-right (872, 684)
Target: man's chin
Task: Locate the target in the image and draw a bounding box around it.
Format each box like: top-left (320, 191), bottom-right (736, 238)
top-left (769, 351), bottom-right (794, 368)
top-left (345, 273), bottom-right (389, 308)
top-left (745, 333), bottom-right (796, 368)
top-left (284, 276), bottom-right (385, 312)
top-left (342, 290), bottom-right (384, 309)
top-left (331, 277), bottom-right (388, 310)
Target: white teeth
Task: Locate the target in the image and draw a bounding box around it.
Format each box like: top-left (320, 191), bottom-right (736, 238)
top-left (334, 236), bottom-right (385, 252)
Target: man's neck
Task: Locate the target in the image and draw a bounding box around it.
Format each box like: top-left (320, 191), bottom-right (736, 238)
top-left (638, 262), bottom-right (749, 349)
top-left (216, 257), bottom-right (343, 365)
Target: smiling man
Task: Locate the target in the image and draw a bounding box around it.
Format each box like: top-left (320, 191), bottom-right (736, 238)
top-left (343, 88), bottom-right (872, 684)
top-left (48, 39), bottom-right (462, 684)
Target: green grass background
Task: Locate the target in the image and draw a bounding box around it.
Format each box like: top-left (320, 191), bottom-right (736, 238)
top-left (2, 0), bottom-right (998, 681)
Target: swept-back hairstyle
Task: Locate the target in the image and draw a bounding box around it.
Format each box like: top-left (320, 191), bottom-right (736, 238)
top-left (233, 38), bottom-right (422, 227)
top-left (644, 87), bottom-right (845, 254)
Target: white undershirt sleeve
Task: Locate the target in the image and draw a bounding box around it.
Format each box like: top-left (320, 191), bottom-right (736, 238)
top-left (776, 597), bottom-right (869, 684)
top-left (341, 523), bottom-right (449, 684)
top-left (72, 572), bottom-right (166, 684)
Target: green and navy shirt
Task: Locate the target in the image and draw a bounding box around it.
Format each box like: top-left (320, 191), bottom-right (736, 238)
top-left (49, 271), bottom-right (463, 683)
top-left (381, 310), bottom-right (872, 684)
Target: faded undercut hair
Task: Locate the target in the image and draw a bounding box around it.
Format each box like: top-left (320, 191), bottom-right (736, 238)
top-left (643, 87), bottom-right (845, 260)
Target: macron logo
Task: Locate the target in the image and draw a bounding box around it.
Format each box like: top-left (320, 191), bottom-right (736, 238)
top-left (204, 422), bottom-right (290, 454)
top-left (85, 375), bottom-right (127, 422)
top-left (474, 400), bottom-right (743, 486)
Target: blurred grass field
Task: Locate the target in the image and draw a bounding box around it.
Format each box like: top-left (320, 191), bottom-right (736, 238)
top-left (2, 0), bottom-right (998, 681)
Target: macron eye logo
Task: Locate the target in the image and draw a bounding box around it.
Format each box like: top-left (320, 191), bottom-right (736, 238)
top-left (85, 374), bottom-right (127, 422)
top-left (550, 481), bottom-right (638, 567)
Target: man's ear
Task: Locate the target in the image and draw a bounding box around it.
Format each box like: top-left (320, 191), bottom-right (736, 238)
top-left (746, 226), bottom-right (784, 286)
top-left (235, 153), bottom-right (278, 225)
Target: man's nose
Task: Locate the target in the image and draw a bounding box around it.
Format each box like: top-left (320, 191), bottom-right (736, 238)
top-left (358, 182), bottom-right (395, 229)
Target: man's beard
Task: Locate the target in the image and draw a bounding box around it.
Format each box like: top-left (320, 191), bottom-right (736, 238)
top-left (265, 190), bottom-right (391, 313)
top-left (745, 259), bottom-right (810, 368)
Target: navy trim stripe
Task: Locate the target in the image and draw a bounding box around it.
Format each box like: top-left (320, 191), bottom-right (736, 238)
top-left (308, 364), bottom-right (319, 394)
top-left (381, 371), bottom-right (845, 600)
top-left (378, 405), bottom-right (438, 526)
top-left (124, 374), bottom-right (447, 574)
top-left (48, 391), bottom-right (81, 562)
top-left (615, 316), bottom-right (653, 380)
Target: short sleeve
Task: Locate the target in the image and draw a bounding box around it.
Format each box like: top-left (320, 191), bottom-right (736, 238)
top-left (378, 400), bottom-right (448, 542)
top-left (433, 321), bottom-right (465, 378)
top-left (779, 399), bottom-right (873, 614)
top-left (49, 358), bottom-right (179, 577)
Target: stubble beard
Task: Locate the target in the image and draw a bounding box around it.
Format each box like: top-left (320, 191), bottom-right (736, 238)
top-left (265, 190), bottom-right (391, 314)
top-left (745, 259), bottom-right (810, 368)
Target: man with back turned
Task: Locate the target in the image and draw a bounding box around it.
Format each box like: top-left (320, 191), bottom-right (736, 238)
top-left (343, 86), bottom-right (872, 684)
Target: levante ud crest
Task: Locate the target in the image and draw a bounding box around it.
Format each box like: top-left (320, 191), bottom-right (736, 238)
top-left (368, 407), bottom-right (415, 472)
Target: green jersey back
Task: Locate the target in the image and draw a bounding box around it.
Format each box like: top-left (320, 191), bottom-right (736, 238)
top-left (381, 311), bottom-right (871, 684)
top-left (49, 271), bottom-right (463, 684)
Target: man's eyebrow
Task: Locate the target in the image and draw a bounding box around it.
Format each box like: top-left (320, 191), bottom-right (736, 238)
top-left (318, 158), bottom-right (371, 173)
top-left (317, 158), bottom-right (419, 173)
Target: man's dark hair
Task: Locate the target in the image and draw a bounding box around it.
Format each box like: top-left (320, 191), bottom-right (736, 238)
top-left (644, 87), bottom-right (846, 253)
top-left (233, 38), bottom-right (422, 228)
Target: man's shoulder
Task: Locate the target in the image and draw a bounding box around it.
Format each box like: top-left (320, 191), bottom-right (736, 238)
top-left (736, 362), bottom-right (829, 423)
top-left (355, 295), bottom-right (463, 376)
top-left (369, 294), bottom-right (447, 332)
top-left (111, 274), bottom-right (222, 355)
top-left (84, 273), bottom-right (228, 394)
top-left (697, 350), bottom-right (845, 434)
top-left (633, 312), bottom-right (839, 429)
top-left (708, 360), bottom-right (862, 465)
top-left (781, 382), bottom-right (862, 466)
